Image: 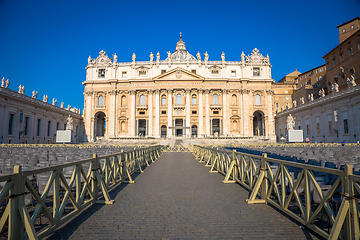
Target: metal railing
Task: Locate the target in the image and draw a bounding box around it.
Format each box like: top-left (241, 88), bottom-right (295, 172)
top-left (0, 145), bottom-right (163, 239)
top-left (190, 145), bottom-right (360, 240)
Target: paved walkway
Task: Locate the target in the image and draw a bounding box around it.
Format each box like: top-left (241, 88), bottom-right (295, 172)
top-left (46, 152), bottom-right (322, 240)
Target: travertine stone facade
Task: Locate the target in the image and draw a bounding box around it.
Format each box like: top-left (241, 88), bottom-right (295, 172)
top-left (0, 86), bottom-right (83, 144)
top-left (83, 36), bottom-right (276, 141)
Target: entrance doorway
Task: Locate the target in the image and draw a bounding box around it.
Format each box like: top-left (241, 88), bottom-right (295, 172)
top-left (191, 125), bottom-right (198, 137)
top-left (212, 119), bottom-right (220, 136)
top-left (175, 119), bottom-right (183, 136)
top-left (161, 125), bottom-right (167, 138)
top-left (94, 112), bottom-right (106, 137)
top-left (253, 111), bottom-right (265, 136)
top-left (138, 119), bottom-right (146, 136)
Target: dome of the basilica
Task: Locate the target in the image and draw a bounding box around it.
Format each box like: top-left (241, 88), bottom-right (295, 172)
top-left (165, 34), bottom-right (197, 61)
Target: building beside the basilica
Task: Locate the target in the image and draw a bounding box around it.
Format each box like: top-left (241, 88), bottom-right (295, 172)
top-left (83, 35), bottom-right (276, 141)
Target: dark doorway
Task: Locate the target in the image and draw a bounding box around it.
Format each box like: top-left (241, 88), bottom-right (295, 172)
top-left (212, 119), bottom-right (220, 136)
top-left (161, 125), bottom-right (167, 138)
top-left (253, 111), bottom-right (265, 136)
top-left (175, 119), bottom-right (183, 136)
top-left (95, 112), bottom-right (106, 137)
top-left (191, 125), bottom-right (198, 137)
top-left (138, 119), bottom-right (146, 136)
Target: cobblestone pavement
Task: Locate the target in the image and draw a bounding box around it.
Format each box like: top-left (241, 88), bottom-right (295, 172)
top-left (46, 152), bottom-right (323, 240)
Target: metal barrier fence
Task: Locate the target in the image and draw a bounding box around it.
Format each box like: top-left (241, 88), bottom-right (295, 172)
top-left (162, 145), bottom-right (189, 152)
top-left (190, 145), bottom-right (360, 240)
top-left (0, 145), bottom-right (163, 240)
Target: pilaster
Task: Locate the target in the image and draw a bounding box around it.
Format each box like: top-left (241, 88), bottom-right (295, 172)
top-left (185, 88), bottom-right (191, 137)
top-left (198, 89), bottom-right (204, 137)
top-left (205, 89), bottom-right (210, 136)
top-left (167, 89), bottom-right (173, 137)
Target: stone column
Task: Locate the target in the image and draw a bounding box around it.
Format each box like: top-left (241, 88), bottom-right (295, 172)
top-left (167, 89), bottom-right (173, 137)
top-left (154, 89), bottom-right (160, 138)
top-left (148, 90), bottom-right (153, 136)
top-left (108, 90), bottom-right (117, 138)
top-left (84, 91), bottom-right (94, 142)
top-left (198, 89), bottom-right (204, 137)
top-left (0, 105), bottom-right (5, 141)
top-left (205, 89), bottom-right (210, 136)
top-left (129, 90), bottom-right (136, 136)
top-left (242, 89), bottom-right (250, 136)
top-left (266, 89), bottom-right (275, 140)
top-left (238, 90), bottom-right (244, 135)
top-left (185, 89), bottom-right (191, 137)
top-left (222, 89), bottom-right (228, 136)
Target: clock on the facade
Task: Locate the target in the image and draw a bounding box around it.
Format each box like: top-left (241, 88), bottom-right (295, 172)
top-left (252, 56), bottom-right (259, 62)
top-left (98, 57), bottom-right (106, 63)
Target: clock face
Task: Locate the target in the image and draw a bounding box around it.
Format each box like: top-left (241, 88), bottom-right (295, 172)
top-left (252, 56), bottom-right (259, 62)
top-left (98, 57), bottom-right (106, 63)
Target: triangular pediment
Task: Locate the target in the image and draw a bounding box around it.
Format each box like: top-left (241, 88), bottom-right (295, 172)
top-left (153, 67), bottom-right (204, 81)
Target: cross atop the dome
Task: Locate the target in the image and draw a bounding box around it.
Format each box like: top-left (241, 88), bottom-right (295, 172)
top-left (180, 32), bottom-right (182, 40)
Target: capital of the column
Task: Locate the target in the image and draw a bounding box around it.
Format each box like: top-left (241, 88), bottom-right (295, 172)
top-left (222, 89), bottom-right (229, 95)
top-left (266, 89), bottom-right (274, 95)
top-left (198, 89), bottom-right (204, 94)
top-left (154, 89), bottom-right (160, 94)
top-left (185, 88), bottom-right (191, 94)
top-left (167, 89), bottom-right (173, 94)
top-left (204, 89), bottom-right (210, 94)
top-left (148, 89), bottom-right (154, 95)
top-left (129, 90), bottom-right (136, 95)
top-left (108, 90), bottom-right (117, 95)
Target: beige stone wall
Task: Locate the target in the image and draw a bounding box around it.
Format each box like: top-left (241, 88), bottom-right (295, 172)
top-left (83, 45), bottom-right (276, 141)
top-left (0, 87), bottom-right (83, 144)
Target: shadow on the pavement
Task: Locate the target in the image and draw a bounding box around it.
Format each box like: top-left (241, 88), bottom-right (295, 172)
top-left (45, 167), bottom-right (149, 239)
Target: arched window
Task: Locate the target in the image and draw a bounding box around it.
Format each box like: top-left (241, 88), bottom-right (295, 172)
top-left (233, 120), bottom-right (237, 129)
top-left (140, 95), bottom-right (145, 105)
top-left (192, 95), bottom-right (197, 105)
top-left (255, 94), bottom-right (261, 105)
top-left (232, 94), bottom-right (237, 105)
top-left (213, 94), bottom-right (218, 104)
top-left (121, 95), bottom-right (126, 106)
top-left (176, 94), bottom-right (182, 105)
top-left (161, 95), bottom-right (166, 105)
top-left (98, 96), bottom-right (104, 106)
top-left (121, 121), bottom-right (125, 131)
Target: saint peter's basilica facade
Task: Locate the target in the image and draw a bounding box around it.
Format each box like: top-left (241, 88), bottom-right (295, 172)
top-left (83, 36), bottom-right (276, 141)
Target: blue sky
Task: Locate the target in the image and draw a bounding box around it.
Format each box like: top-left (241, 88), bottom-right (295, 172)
top-left (0, 0), bottom-right (359, 112)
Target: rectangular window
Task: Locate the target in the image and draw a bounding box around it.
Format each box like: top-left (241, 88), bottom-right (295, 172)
top-left (349, 48), bottom-right (352, 56)
top-left (122, 71), bottom-right (127, 77)
top-left (98, 69), bottom-right (105, 77)
top-left (344, 119), bottom-right (349, 134)
top-left (333, 59), bottom-right (336, 66)
top-left (161, 70), bottom-right (166, 74)
top-left (317, 123), bottom-right (320, 135)
top-left (47, 121), bottom-right (51, 136)
top-left (139, 111), bottom-right (145, 115)
top-left (253, 67), bottom-right (260, 76)
top-left (231, 70), bottom-right (236, 77)
top-left (37, 119), bottom-right (41, 136)
top-left (192, 96), bottom-right (196, 105)
top-left (139, 70), bottom-right (146, 76)
top-left (275, 103), bottom-right (278, 108)
top-left (64, 124), bottom-right (67, 130)
top-left (211, 70), bottom-right (219, 75)
top-left (340, 54), bottom-right (343, 62)
top-left (191, 69), bottom-right (196, 74)
top-left (161, 97), bottom-right (166, 105)
top-left (213, 111), bottom-right (219, 114)
top-left (57, 122), bottom-right (60, 130)
top-left (328, 121), bottom-right (333, 134)
top-left (8, 114), bottom-right (14, 135)
top-left (25, 117), bottom-right (29, 136)
top-left (192, 111), bottom-right (197, 114)
top-left (161, 111), bottom-right (166, 114)
top-left (306, 124), bottom-right (310, 135)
